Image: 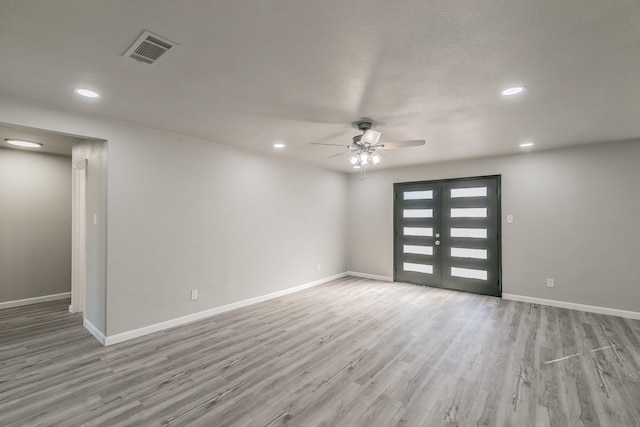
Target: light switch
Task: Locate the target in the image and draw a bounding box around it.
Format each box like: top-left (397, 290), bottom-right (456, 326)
top-left (506, 214), bottom-right (513, 223)
top-left (93, 214), bottom-right (98, 225)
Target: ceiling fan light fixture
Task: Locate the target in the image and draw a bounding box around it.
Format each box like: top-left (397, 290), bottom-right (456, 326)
top-left (361, 129), bottom-right (381, 145)
top-left (349, 154), bottom-right (359, 165)
top-left (360, 152), bottom-right (370, 165)
top-left (371, 152), bottom-right (381, 165)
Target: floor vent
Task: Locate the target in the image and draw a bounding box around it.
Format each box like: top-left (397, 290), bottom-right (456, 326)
top-left (124, 30), bottom-right (176, 64)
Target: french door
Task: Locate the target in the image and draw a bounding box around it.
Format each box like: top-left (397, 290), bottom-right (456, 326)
top-left (393, 176), bottom-right (501, 297)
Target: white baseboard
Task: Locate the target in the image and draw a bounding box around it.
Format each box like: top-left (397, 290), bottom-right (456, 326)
top-left (502, 294), bottom-right (640, 320)
top-left (0, 292), bottom-right (71, 310)
top-left (347, 271), bottom-right (393, 282)
top-left (103, 272), bottom-right (348, 346)
top-left (83, 318), bottom-right (106, 345)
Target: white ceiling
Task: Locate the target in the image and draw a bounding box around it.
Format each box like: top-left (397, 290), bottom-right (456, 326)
top-left (0, 0), bottom-right (638, 172)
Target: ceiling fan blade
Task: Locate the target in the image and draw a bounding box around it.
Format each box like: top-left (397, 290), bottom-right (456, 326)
top-left (376, 140), bottom-right (426, 149)
top-left (328, 149), bottom-right (355, 158)
top-left (310, 142), bottom-right (353, 148)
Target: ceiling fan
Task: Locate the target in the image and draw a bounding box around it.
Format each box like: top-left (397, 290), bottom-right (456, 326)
top-left (311, 121), bottom-right (426, 179)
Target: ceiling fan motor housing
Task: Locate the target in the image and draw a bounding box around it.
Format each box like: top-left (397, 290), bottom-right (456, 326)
top-left (356, 121), bottom-right (373, 132)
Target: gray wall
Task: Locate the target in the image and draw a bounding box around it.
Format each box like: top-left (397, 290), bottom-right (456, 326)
top-left (347, 139), bottom-right (640, 312)
top-left (0, 147), bottom-right (71, 302)
top-left (72, 139), bottom-right (108, 333)
top-left (106, 128), bottom-right (348, 335)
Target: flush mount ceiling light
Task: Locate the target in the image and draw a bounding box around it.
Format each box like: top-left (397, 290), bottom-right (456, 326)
top-left (74, 88), bottom-right (100, 98)
top-left (502, 86), bottom-right (526, 96)
top-left (519, 141), bottom-right (535, 148)
top-left (273, 143), bottom-right (285, 149)
top-left (5, 139), bottom-right (43, 148)
top-left (311, 121), bottom-right (425, 180)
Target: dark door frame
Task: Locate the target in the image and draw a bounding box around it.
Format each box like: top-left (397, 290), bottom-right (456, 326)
top-left (393, 174), bottom-right (502, 297)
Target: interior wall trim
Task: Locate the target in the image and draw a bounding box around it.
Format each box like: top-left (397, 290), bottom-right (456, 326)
top-left (502, 293), bottom-right (640, 320)
top-left (0, 292), bottom-right (71, 310)
top-left (83, 318), bottom-right (106, 345)
top-left (347, 271), bottom-right (393, 282)
top-left (99, 272), bottom-right (348, 346)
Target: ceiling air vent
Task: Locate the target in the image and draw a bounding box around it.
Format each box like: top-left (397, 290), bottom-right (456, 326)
top-left (124, 30), bottom-right (176, 64)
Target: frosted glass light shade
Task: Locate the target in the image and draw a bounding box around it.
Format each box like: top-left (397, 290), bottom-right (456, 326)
top-left (361, 130), bottom-right (381, 145)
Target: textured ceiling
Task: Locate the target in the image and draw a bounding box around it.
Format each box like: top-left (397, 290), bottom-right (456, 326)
top-left (0, 0), bottom-right (639, 172)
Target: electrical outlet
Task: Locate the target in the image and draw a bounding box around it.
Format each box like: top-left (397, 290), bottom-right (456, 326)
top-left (191, 289), bottom-right (198, 300)
top-left (546, 278), bottom-right (555, 288)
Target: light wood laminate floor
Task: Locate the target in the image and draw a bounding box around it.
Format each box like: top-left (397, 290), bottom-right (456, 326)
top-left (1, 277), bottom-right (639, 426)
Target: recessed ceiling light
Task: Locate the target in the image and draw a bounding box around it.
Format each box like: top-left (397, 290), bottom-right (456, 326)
top-left (273, 143), bottom-right (285, 148)
top-left (5, 139), bottom-right (43, 148)
top-left (502, 86), bottom-right (526, 96)
top-left (74, 88), bottom-right (100, 98)
top-left (520, 142), bottom-right (534, 148)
